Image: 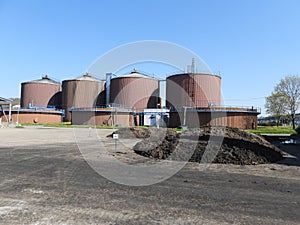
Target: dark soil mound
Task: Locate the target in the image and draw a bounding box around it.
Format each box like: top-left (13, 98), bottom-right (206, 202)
top-left (132, 127), bottom-right (284, 165)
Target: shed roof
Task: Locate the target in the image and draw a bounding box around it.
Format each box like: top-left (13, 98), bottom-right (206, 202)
top-left (0, 97), bottom-right (12, 103)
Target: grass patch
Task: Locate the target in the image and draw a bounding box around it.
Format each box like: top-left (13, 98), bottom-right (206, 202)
top-left (170, 127), bottom-right (184, 132)
top-left (246, 126), bottom-right (297, 135)
top-left (44, 124), bottom-right (116, 129)
top-left (20, 123), bottom-right (43, 126)
top-left (21, 123), bottom-right (116, 129)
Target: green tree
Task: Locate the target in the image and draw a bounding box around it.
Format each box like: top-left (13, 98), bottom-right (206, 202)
top-left (274, 75), bottom-right (300, 129)
top-left (265, 92), bottom-right (287, 126)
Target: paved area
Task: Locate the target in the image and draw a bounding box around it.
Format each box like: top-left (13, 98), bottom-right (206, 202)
top-left (0, 127), bottom-right (299, 224)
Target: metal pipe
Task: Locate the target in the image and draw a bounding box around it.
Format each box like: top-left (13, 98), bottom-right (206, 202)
top-left (106, 73), bottom-right (112, 107)
top-left (8, 103), bottom-right (12, 123)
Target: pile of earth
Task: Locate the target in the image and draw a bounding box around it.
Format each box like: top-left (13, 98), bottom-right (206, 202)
top-left (111, 127), bottom-right (284, 165)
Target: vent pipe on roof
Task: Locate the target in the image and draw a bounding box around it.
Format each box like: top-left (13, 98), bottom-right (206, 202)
top-left (131, 68), bottom-right (138, 73)
top-left (83, 72), bottom-right (91, 77)
top-left (42, 75), bottom-right (50, 80)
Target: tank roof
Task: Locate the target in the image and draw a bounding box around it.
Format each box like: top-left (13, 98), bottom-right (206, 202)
top-left (167, 72), bottom-right (221, 79)
top-left (63, 73), bottom-right (102, 82)
top-left (22, 75), bottom-right (61, 85)
top-left (115, 69), bottom-right (157, 79)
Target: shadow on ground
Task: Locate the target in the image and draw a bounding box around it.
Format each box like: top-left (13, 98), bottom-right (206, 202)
top-left (277, 143), bottom-right (300, 166)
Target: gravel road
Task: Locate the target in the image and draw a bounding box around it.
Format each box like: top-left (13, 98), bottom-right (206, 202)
top-left (0, 127), bottom-right (299, 224)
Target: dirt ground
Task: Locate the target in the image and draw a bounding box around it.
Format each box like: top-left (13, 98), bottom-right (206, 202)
top-left (0, 127), bottom-right (299, 225)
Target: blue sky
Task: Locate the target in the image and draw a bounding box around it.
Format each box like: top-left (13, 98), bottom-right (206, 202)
top-left (1, 0), bottom-right (300, 116)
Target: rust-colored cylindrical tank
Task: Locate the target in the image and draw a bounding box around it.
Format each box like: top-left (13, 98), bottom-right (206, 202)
top-left (110, 70), bottom-right (159, 109)
top-left (21, 75), bottom-right (62, 109)
top-left (166, 73), bottom-right (221, 109)
top-left (62, 73), bottom-right (105, 122)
